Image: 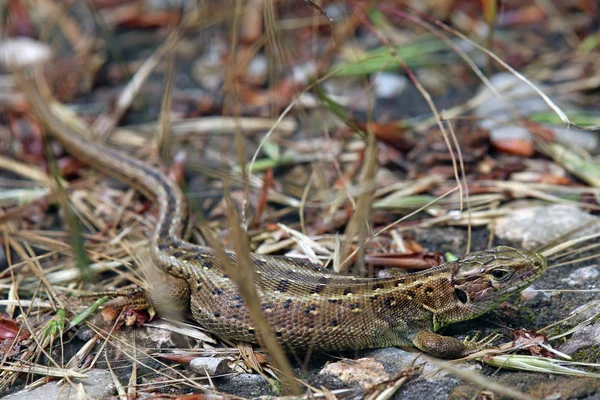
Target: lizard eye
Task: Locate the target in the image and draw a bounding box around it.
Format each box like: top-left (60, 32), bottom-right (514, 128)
top-left (490, 269), bottom-right (510, 281)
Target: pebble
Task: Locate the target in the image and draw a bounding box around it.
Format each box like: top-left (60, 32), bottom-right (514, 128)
top-left (372, 72), bottom-right (408, 99)
top-left (519, 286), bottom-right (540, 303)
top-left (319, 357), bottom-right (388, 389)
top-left (189, 357), bottom-right (229, 376)
top-left (0, 37), bottom-right (52, 68)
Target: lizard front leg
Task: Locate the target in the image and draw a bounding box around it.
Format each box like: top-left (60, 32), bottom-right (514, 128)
top-left (411, 330), bottom-right (501, 359)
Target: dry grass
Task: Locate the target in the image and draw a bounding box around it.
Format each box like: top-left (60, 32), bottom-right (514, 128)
top-left (0, 1), bottom-right (599, 398)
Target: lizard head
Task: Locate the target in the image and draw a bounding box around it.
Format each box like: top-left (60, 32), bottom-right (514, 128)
top-left (434, 246), bottom-right (546, 329)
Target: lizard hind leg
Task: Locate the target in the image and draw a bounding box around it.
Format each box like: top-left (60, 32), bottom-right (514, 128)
top-left (145, 273), bottom-right (191, 319)
top-left (80, 274), bottom-right (190, 325)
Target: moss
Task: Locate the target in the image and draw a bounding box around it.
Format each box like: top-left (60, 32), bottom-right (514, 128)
top-left (270, 380), bottom-right (282, 395)
top-left (570, 345), bottom-right (600, 364)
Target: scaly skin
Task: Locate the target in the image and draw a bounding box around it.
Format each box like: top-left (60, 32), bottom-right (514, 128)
top-left (20, 74), bottom-right (547, 358)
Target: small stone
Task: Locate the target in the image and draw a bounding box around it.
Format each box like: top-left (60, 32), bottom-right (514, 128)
top-left (0, 37), bottom-right (52, 68)
top-left (519, 286), bottom-right (539, 303)
top-left (292, 61), bottom-right (317, 85)
top-left (319, 357), bottom-right (388, 389)
top-left (245, 55), bottom-right (267, 85)
top-left (372, 73), bottom-right (408, 99)
top-left (189, 357), bottom-right (229, 376)
top-left (191, 40), bottom-right (227, 90)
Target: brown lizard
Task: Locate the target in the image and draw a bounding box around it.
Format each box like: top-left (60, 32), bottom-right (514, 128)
top-left (20, 75), bottom-right (547, 359)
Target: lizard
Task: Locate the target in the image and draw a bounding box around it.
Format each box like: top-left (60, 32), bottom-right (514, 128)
top-left (19, 74), bottom-right (547, 359)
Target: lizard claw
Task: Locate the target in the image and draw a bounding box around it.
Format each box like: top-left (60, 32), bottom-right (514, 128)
top-left (463, 332), bottom-right (503, 353)
top-left (463, 330), bottom-right (481, 343)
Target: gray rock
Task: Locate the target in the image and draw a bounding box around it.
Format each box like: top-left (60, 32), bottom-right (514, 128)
top-left (494, 204), bottom-right (600, 250)
top-left (562, 265), bottom-right (599, 286)
top-left (217, 373), bottom-right (272, 398)
top-left (364, 347), bottom-right (481, 380)
top-left (399, 376), bottom-right (463, 400)
top-left (319, 357), bottom-right (388, 389)
top-left (3, 369), bottom-right (115, 400)
top-left (559, 320), bottom-right (600, 355)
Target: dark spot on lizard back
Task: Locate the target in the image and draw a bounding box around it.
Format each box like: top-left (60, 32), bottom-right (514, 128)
top-left (406, 290), bottom-right (415, 299)
top-left (214, 311), bottom-right (221, 317)
top-left (171, 250), bottom-right (186, 258)
top-left (318, 276), bottom-right (329, 285)
top-left (373, 283), bottom-right (384, 290)
top-left (248, 328), bottom-right (256, 335)
top-left (395, 279), bottom-right (405, 287)
top-left (343, 288), bottom-right (353, 296)
top-left (348, 303), bottom-right (360, 310)
top-left (275, 331), bottom-right (283, 337)
top-left (309, 284), bottom-right (326, 295)
top-left (330, 319), bottom-right (338, 327)
top-left (304, 305), bottom-right (318, 315)
top-left (328, 298), bottom-right (339, 304)
top-left (283, 299), bottom-right (292, 309)
top-left (424, 287), bottom-right (434, 295)
top-left (211, 288), bottom-right (223, 295)
top-left (181, 252), bottom-right (198, 261)
top-left (414, 283), bottom-right (423, 289)
top-left (276, 279), bottom-right (291, 293)
top-left (384, 297), bottom-right (396, 308)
